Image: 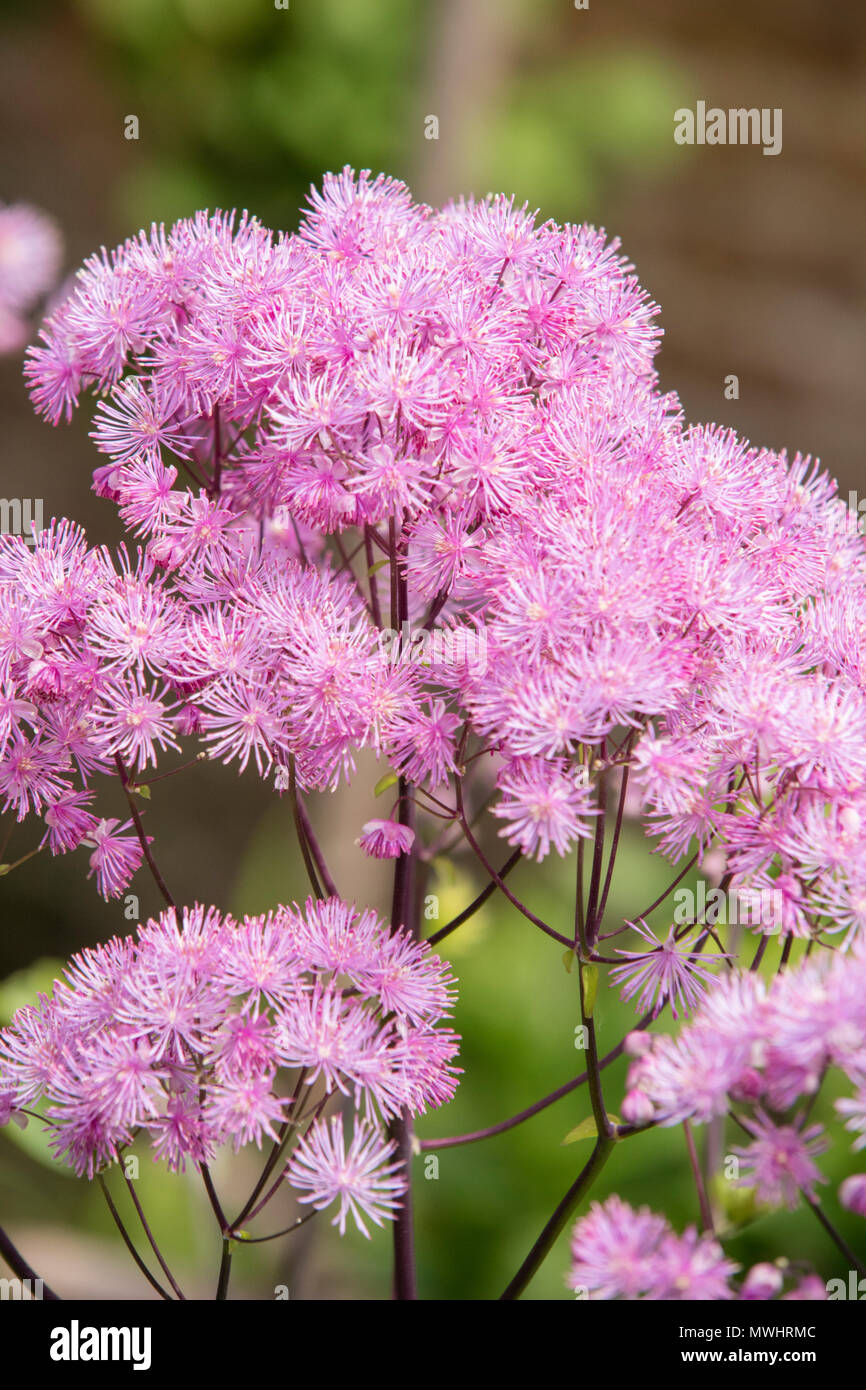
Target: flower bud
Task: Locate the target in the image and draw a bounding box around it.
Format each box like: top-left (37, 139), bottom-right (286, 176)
top-left (621, 1089), bottom-right (655, 1124)
top-left (839, 1174), bottom-right (866, 1217)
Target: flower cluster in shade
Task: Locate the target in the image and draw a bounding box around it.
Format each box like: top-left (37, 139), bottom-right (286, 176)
top-left (620, 939), bottom-right (866, 1219)
top-left (0, 202), bottom-right (62, 353)
top-left (568, 1196), bottom-right (827, 1301)
top-left (0, 898), bottom-right (459, 1236)
top-left (10, 165), bottom-right (866, 968)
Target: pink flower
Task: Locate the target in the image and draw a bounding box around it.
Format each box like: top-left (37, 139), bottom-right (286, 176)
top-left (25, 319), bottom-right (81, 422)
top-left (357, 818), bottom-right (415, 859)
top-left (92, 673), bottom-right (180, 772)
top-left (115, 456), bottom-right (184, 538)
top-left (0, 731), bottom-right (68, 820)
top-left (0, 898), bottom-right (460, 1183)
top-left (354, 927), bottom-right (456, 1024)
top-left (290, 897), bottom-right (382, 977)
top-left (838, 1174), bottom-right (866, 1217)
top-left (491, 756), bottom-right (597, 861)
top-left (741, 1262), bottom-right (784, 1300)
top-left (85, 818), bottom-right (146, 899)
top-left (285, 1113), bottom-right (405, 1237)
top-left (650, 1226), bottom-right (738, 1301)
top-left (568, 1195), bottom-right (738, 1301)
top-left (733, 1112), bottom-right (828, 1210)
top-left (388, 699), bottom-right (459, 788)
top-left (567, 1195), bottom-right (668, 1299)
top-left (90, 376), bottom-right (193, 464)
top-left (42, 788), bottom-right (99, 854)
top-left (621, 1088), bottom-right (655, 1124)
top-left (0, 203), bottom-right (62, 315)
top-left (198, 678), bottom-right (283, 775)
top-left (611, 919), bottom-right (726, 1020)
top-left (147, 1089), bottom-right (212, 1173)
top-left (205, 1075), bottom-right (287, 1152)
top-left (274, 983), bottom-right (381, 1099)
top-left (12, 168), bottom-right (866, 1278)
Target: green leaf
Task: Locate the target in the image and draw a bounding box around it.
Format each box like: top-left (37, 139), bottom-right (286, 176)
top-left (562, 949), bottom-right (575, 974)
top-left (134, 783), bottom-right (151, 800)
top-left (367, 559), bottom-right (389, 576)
top-left (374, 771), bottom-right (398, 797)
top-left (581, 963), bottom-right (599, 1016)
top-left (710, 1176), bottom-right (764, 1232)
top-left (562, 1113), bottom-right (620, 1145)
top-left (561, 1116), bottom-right (599, 1146)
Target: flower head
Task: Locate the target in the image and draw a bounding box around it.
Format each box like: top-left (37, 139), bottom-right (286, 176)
top-left (0, 897), bottom-right (459, 1186)
top-left (733, 1112), bottom-right (828, 1210)
top-left (611, 918), bottom-right (726, 1020)
top-left (285, 1113), bottom-right (405, 1237)
top-left (568, 1196), bottom-right (738, 1301)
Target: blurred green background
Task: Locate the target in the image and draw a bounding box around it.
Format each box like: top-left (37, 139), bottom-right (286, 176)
top-left (1, 0), bottom-right (864, 1299)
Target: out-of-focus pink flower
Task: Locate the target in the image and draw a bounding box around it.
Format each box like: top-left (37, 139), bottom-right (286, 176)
top-left (839, 1173), bottom-right (866, 1216)
top-left (733, 1112), bottom-right (828, 1211)
top-left (741, 1263), bottom-right (784, 1300)
top-left (0, 203), bottom-right (62, 314)
top-left (568, 1195), bottom-right (738, 1301)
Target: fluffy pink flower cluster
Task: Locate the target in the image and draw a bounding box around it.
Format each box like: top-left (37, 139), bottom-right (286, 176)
top-left (10, 168), bottom-right (866, 1292)
top-left (14, 167), bottom-right (866, 953)
top-left (0, 897), bottom-right (458, 1234)
top-left (568, 1196), bottom-right (824, 1301)
top-left (622, 940), bottom-right (866, 1214)
top-left (0, 202), bottom-right (62, 353)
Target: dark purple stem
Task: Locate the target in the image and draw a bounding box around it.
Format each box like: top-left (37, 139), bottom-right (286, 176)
top-left (425, 848), bottom-right (522, 947)
top-left (419, 1014), bottom-right (652, 1151)
top-left (0, 1222), bottom-right (61, 1300)
top-left (114, 752), bottom-right (176, 908)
